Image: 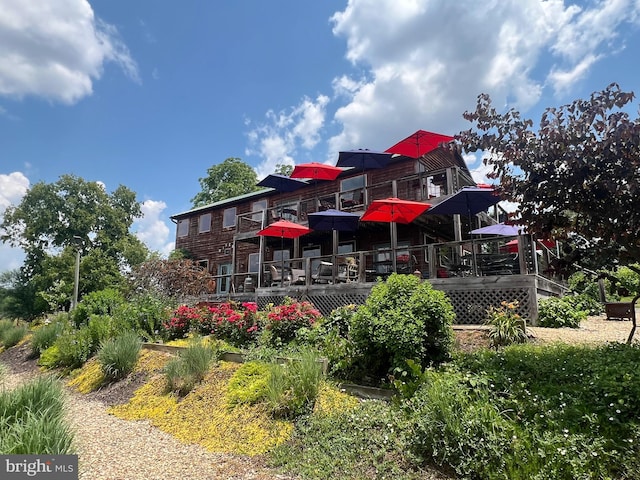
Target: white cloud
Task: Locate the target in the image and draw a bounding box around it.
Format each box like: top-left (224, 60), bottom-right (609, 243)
top-left (133, 200), bottom-right (174, 257)
top-left (0, 0), bottom-right (139, 104)
top-left (320, 0), bottom-right (640, 156)
top-left (246, 95), bottom-right (330, 180)
top-left (0, 171), bottom-right (29, 272)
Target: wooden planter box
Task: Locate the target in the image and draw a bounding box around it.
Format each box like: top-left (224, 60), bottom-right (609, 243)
top-left (604, 302), bottom-right (634, 321)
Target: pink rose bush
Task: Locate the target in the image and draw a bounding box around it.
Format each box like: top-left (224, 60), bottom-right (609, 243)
top-left (264, 297), bottom-right (322, 344)
top-left (198, 301), bottom-right (260, 346)
top-left (163, 305), bottom-right (201, 340)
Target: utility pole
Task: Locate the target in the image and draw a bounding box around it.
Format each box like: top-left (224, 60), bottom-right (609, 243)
top-left (71, 236), bottom-right (83, 310)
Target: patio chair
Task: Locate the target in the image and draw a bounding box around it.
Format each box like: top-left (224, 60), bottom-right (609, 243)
top-left (269, 265), bottom-right (291, 287)
top-left (312, 261), bottom-right (334, 284)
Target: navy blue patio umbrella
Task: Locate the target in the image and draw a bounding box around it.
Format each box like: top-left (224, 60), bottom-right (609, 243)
top-left (336, 149), bottom-right (394, 171)
top-left (308, 209), bottom-right (360, 232)
top-left (426, 186), bottom-right (501, 218)
top-left (257, 174), bottom-right (309, 192)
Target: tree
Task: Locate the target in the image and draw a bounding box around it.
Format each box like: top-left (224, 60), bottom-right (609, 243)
top-left (274, 163), bottom-right (294, 176)
top-left (0, 174), bottom-right (148, 317)
top-left (457, 83), bottom-right (640, 270)
top-left (130, 256), bottom-right (216, 299)
top-left (191, 157), bottom-right (261, 207)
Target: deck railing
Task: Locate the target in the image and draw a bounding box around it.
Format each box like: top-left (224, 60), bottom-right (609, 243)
top-left (212, 234), bottom-right (561, 295)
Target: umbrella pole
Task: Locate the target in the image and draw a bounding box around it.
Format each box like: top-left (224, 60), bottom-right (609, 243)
top-left (281, 236), bottom-right (285, 286)
top-left (391, 222), bottom-right (397, 272)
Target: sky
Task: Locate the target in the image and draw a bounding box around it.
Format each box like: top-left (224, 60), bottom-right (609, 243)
top-left (1, 0), bottom-right (639, 273)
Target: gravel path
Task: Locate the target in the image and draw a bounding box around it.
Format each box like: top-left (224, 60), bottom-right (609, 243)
top-left (0, 344), bottom-right (294, 480)
top-left (1, 315), bottom-right (636, 479)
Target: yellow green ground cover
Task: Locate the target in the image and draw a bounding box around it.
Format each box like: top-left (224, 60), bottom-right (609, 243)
top-left (70, 349), bottom-right (363, 456)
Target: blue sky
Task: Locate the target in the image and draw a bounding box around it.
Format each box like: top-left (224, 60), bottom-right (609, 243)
top-left (1, 0), bottom-right (639, 273)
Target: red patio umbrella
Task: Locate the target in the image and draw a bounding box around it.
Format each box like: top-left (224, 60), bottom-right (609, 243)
top-left (290, 162), bottom-right (344, 181)
top-left (257, 220), bottom-right (312, 281)
top-left (385, 130), bottom-right (455, 158)
top-left (360, 197), bottom-right (431, 224)
top-left (360, 198), bottom-right (431, 273)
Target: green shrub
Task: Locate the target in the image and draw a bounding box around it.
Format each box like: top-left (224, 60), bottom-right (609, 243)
top-left (537, 296), bottom-right (587, 328)
top-left (86, 314), bottom-right (116, 346)
top-left (0, 323), bottom-right (28, 348)
top-left (38, 345), bottom-right (63, 369)
top-left (31, 320), bottom-right (67, 357)
top-left (70, 287), bottom-right (125, 327)
top-left (97, 331), bottom-right (142, 381)
top-left (406, 369), bottom-right (523, 478)
top-left (485, 301), bottom-right (527, 347)
top-left (266, 349), bottom-right (325, 418)
top-left (294, 305), bottom-right (357, 377)
top-left (271, 398), bottom-right (419, 479)
top-left (45, 327), bottom-right (95, 370)
top-left (0, 319), bottom-right (14, 341)
top-left (112, 292), bottom-right (174, 341)
top-left (616, 265), bottom-right (640, 296)
top-left (562, 293), bottom-right (603, 316)
top-left (349, 274), bottom-right (454, 381)
top-left (226, 361), bottom-right (271, 406)
top-left (165, 341), bottom-right (218, 395)
top-left (0, 376), bottom-right (74, 454)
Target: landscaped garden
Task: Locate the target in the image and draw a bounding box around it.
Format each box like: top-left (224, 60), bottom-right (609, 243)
top-left (1, 268), bottom-right (640, 479)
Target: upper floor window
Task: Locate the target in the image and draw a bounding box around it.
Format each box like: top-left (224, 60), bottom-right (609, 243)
top-left (223, 207), bottom-right (237, 228)
top-left (340, 174), bottom-right (365, 210)
top-left (199, 213), bottom-right (211, 233)
top-left (272, 201), bottom-right (299, 222)
top-left (252, 199), bottom-right (267, 223)
top-left (177, 219), bottom-right (189, 237)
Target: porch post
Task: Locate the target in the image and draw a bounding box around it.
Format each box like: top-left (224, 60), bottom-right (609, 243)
top-left (428, 244), bottom-right (437, 278)
top-left (517, 235), bottom-right (528, 274)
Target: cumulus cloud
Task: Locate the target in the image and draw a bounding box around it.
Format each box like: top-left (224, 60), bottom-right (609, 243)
top-left (246, 94), bottom-right (330, 180)
top-left (322, 0), bottom-right (640, 155)
top-left (244, 1), bottom-right (639, 179)
top-left (133, 200), bottom-right (174, 257)
top-left (0, 0), bottom-right (139, 104)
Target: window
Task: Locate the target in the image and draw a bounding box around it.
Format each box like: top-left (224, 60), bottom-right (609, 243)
top-left (223, 207), bottom-right (237, 228)
top-left (217, 263), bottom-right (232, 294)
top-left (303, 245), bottom-right (322, 273)
top-left (198, 213), bottom-right (211, 233)
top-left (197, 260), bottom-right (209, 272)
top-left (338, 242), bottom-right (354, 254)
top-left (340, 174), bottom-right (365, 192)
top-left (272, 202), bottom-right (298, 222)
top-left (177, 219), bottom-right (189, 237)
top-left (248, 253), bottom-right (260, 273)
top-left (252, 200), bottom-right (267, 223)
top-left (339, 175), bottom-right (365, 210)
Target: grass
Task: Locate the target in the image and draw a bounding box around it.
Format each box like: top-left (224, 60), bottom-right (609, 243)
top-left (97, 331), bottom-right (142, 381)
top-left (165, 340), bottom-right (218, 395)
top-left (0, 320), bottom-right (28, 349)
top-left (0, 375), bottom-right (74, 454)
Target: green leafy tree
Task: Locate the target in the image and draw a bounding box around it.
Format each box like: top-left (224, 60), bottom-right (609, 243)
top-left (0, 175), bottom-right (148, 317)
top-left (458, 83), bottom-right (640, 271)
top-left (274, 163), bottom-right (294, 176)
top-left (191, 157), bottom-right (261, 207)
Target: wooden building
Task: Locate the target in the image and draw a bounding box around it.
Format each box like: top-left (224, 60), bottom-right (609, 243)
top-left (170, 139), bottom-right (565, 324)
